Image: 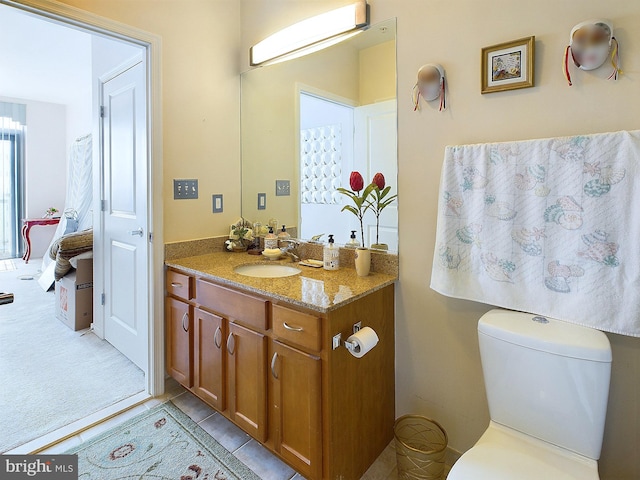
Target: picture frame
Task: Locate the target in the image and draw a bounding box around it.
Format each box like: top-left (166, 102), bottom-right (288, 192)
top-left (481, 36), bottom-right (535, 94)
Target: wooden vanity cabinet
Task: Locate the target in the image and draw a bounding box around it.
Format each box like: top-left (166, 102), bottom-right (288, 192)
top-left (166, 297), bottom-right (193, 387)
top-left (269, 339), bottom-right (322, 479)
top-left (165, 270), bottom-right (194, 388)
top-left (227, 321), bottom-right (268, 441)
top-left (196, 279), bottom-right (269, 441)
top-left (165, 267), bottom-right (395, 480)
top-left (269, 303), bottom-right (323, 478)
top-left (193, 307), bottom-right (226, 410)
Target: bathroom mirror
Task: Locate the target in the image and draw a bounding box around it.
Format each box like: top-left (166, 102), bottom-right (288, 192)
top-left (240, 18), bottom-right (398, 253)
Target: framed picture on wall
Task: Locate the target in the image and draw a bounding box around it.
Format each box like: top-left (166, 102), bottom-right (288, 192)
top-left (481, 36), bottom-right (535, 94)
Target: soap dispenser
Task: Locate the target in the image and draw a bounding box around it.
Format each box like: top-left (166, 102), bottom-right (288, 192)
top-left (277, 225), bottom-right (291, 243)
top-left (264, 226), bottom-right (278, 250)
top-left (323, 234), bottom-right (340, 270)
top-left (346, 230), bottom-right (360, 248)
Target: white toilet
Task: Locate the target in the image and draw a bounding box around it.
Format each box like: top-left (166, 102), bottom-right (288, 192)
top-left (448, 309), bottom-right (612, 480)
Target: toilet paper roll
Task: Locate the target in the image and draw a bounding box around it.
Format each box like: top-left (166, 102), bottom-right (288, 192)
top-left (346, 326), bottom-right (379, 358)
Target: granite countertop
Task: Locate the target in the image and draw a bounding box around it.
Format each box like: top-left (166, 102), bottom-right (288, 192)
top-left (166, 252), bottom-right (397, 314)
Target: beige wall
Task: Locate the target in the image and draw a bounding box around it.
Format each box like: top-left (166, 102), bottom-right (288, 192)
top-left (58, 0), bottom-right (242, 243)
top-left (242, 1), bottom-right (640, 479)
top-left (383, 1), bottom-right (639, 479)
top-left (50, 1), bottom-right (639, 478)
top-left (359, 40), bottom-right (396, 104)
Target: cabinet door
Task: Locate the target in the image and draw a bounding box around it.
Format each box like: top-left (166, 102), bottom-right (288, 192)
top-left (194, 308), bottom-right (226, 410)
top-left (270, 340), bottom-right (322, 479)
top-left (165, 296), bottom-right (193, 387)
top-left (227, 322), bottom-right (267, 441)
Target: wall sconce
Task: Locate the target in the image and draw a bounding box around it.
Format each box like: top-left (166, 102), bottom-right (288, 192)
top-left (249, 1), bottom-right (369, 67)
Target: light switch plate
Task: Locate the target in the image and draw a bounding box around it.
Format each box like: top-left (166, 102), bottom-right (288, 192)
top-left (276, 180), bottom-right (290, 196)
top-left (258, 193), bottom-right (266, 210)
top-left (174, 179), bottom-right (198, 199)
top-left (212, 194), bottom-right (223, 213)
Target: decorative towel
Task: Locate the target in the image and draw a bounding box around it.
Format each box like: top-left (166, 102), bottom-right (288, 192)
top-left (431, 130), bottom-right (640, 337)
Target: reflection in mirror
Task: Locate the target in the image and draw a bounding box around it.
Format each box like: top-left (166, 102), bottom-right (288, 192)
top-left (241, 18), bottom-right (397, 253)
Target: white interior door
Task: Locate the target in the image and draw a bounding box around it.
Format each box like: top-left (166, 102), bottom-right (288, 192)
top-left (100, 60), bottom-right (148, 373)
top-left (354, 100), bottom-right (398, 252)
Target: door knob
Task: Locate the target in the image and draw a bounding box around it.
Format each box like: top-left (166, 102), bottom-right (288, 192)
top-left (130, 227), bottom-right (144, 236)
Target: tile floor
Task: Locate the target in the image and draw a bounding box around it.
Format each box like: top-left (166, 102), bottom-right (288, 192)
top-left (37, 378), bottom-right (450, 479)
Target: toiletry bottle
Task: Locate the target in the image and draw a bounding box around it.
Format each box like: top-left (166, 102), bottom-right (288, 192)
top-left (323, 234), bottom-right (340, 270)
top-left (346, 230), bottom-right (360, 248)
top-left (252, 222), bottom-right (262, 249)
top-left (264, 226), bottom-right (278, 250)
top-left (277, 225), bottom-right (291, 244)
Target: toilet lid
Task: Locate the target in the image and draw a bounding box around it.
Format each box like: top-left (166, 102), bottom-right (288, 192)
top-left (448, 423), bottom-right (600, 480)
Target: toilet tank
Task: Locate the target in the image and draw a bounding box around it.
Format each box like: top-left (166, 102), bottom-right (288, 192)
top-left (478, 309), bottom-right (612, 460)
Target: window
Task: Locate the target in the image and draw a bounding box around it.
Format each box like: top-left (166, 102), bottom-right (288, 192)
top-left (0, 102), bottom-right (26, 259)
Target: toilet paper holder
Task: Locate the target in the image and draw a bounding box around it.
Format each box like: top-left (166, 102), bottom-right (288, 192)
top-left (332, 321), bottom-right (364, 352)
top-left (332, 332), bottom-right (362, 352)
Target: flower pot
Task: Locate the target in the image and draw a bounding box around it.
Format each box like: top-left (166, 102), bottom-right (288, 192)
top-left (370, 243), bottom-right (388, 251)
top-left (232, 243), bottom-right (248, 252)
top-left (354, 248), bottom-right (371, 276)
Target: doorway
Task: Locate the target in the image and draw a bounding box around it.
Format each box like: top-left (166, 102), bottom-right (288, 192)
top-left (0, 0), bottom-right (163, 451)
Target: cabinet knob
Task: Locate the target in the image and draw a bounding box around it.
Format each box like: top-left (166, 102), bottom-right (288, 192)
top-left (170, 282), bottom-right (182, 288)
top-left (181, 312), bottom-right (189, 332)
top-left (283, 322), bottom-right (304, 332)
top-left (227, 333), bottom-right (235, 355)
top-left (214, 326), bottom-right (222, 349)
top-left (271, 352), bottom-right (279, 379)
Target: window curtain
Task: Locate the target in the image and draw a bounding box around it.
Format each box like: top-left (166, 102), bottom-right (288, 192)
top-left (0, 101), bottom-right (26, 259)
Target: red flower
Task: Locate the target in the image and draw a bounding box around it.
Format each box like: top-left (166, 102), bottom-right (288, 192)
top-left (349, 171), bottom-right (364, 192)
top-left (372, 172), bottom-right (385, 190)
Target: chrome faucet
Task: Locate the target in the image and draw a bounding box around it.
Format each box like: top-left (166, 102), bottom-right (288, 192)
top-left (280, 239), bottom-right (301, 262)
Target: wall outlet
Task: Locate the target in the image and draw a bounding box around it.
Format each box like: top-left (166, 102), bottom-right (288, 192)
top-left (212, 194), bottom-right (223, 213)
top-left (174, 179), bottom-right (198, 199)
top-left (258, 193), bottom-right (266, 210)
top-left (275, 180), bottom-right (290, 196)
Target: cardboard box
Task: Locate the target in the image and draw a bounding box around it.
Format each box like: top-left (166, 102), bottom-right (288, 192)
top-left (55, 258), bottom-right (93, 331)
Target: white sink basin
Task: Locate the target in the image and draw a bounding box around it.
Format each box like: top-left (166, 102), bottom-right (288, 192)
top-left (234, 263), bottom-right (301, 278)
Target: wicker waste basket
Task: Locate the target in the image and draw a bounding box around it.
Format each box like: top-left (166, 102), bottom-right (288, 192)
top-left (394, 415), bottom-right (448, 480)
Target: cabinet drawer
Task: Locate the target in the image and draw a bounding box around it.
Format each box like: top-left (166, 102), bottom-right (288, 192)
top-left (272, 304), bottom-right (321, 352)
top-left (167, 270), bottom-right (192, 301)
top-left (197, 279), bottom-right (268, 331)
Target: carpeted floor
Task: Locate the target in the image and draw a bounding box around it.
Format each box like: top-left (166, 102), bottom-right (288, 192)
top-left (0, 259), bottom-right (145, 453)
top-left (66, 401), bottom-right (260, 479)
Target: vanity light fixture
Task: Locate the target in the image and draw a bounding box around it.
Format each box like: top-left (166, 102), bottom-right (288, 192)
top-left (249, 1), bottom-right (369, 67)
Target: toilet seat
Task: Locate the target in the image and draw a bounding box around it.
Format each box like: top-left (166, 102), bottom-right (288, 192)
top-left (448, 422), bottom-right (600, 480)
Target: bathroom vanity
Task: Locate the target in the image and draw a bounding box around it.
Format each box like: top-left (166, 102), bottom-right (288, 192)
top-left (165, 252), bottom-right (396, 480)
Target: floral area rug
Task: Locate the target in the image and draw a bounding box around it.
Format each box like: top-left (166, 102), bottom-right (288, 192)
top-left (66, 401), bottom-right (259, 480)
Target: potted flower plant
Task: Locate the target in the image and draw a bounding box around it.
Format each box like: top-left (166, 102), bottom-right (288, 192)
top-left (368, 172), bottom-right (397, 251)
top-left (338, 172), bottom-right (376, 276)
top-left (225, 218), bottom-right (254, 252)
top-left (337, 171), bottom-right (375, 247)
